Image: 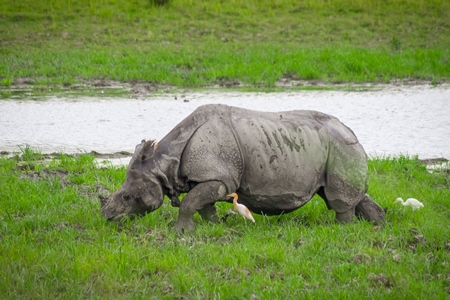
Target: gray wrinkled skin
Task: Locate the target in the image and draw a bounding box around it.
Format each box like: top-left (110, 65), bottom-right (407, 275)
top-left (101, 104), bottom-right (385, 232)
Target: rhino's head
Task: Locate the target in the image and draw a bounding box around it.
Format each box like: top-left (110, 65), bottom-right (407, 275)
top-left (101, 140), bottom-right (164, 220)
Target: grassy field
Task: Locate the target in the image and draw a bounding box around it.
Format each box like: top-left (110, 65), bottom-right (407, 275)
top-left (0, 149), bottom-right (449, 298)
top-left (1, 1), bottom-right (449, 298)
top-left (1, 0), bottom-right (449, 89)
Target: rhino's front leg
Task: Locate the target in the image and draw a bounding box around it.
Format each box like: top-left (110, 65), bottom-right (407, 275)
top-left (335, 207), bottom-right (355, 223)
top-left (198, 203), bottom-right (219, 223)
top-left (173, 181), bottom-right (227, 233)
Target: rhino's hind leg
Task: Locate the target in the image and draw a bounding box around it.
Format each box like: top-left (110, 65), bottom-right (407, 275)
top-left (355, 194), bottom-right (385, 224)
top-left (173, 181), bottom-right (227, 233)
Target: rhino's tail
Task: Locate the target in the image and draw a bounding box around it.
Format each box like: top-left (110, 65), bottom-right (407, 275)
top-left (355, 194), bottom-right (386, 224)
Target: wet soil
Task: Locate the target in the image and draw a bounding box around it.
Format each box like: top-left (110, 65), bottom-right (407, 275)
top-left (2, 77), bottom-right (448, 99)
top-left (15, 160), bottom-right (112, 199)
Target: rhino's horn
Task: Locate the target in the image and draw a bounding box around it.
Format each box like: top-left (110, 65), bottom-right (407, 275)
top-left (140, 139), bottom-right (158, 161)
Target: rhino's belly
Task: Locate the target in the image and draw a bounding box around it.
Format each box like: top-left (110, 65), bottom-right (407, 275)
top-left (234, 191), bottom-right (316, 215)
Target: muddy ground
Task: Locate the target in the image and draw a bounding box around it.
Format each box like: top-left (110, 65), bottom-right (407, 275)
top-left (3, 77), bottom-right (449, 99)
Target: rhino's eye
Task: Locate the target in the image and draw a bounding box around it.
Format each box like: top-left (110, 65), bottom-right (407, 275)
top-left (123, 195), bottom-right (131, 201)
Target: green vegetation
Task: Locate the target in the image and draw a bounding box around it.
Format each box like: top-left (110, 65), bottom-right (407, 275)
top-left (1, 1), bottom-right (448, 298)
top-left (1, 0), bottom-right (449, 88)
top-left (1, 149), bottom-right (449, 298)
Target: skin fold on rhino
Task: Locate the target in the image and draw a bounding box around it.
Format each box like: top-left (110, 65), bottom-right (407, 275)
top-left (100, 104), bottom-right (385, 232)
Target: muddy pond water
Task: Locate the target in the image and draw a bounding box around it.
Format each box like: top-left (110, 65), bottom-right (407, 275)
top-left (1, 85), bottom-right (449, 164)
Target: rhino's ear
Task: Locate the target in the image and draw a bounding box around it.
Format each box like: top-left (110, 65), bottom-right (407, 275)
top-left (134, 140), bottom-right (146, 154)
top-left (140, 139), bottom-right (158, 161)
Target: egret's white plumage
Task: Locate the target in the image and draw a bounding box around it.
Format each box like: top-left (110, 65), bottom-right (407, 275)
top-left (227, 193), bottom-right (255, 223)
top-left (394, 197), bottom-right (424, 210)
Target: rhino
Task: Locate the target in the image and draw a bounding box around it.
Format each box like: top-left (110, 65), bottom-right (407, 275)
top-left (101, 104), bottom-right (385, 232)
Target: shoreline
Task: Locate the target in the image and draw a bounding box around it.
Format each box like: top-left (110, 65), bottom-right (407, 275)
top-left (2, 78), bottom-right (449, 100)
top-left (2, 149), bottom-right (449, 167)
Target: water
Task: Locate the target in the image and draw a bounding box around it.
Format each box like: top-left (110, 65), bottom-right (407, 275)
top-left (1, 85), bottom-right (449, 160)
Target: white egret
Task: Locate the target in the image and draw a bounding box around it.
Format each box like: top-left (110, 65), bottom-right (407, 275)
top-left (227, 193), bottom-right (255, 223)
top-left (394, 198), bottom-right (424, 210)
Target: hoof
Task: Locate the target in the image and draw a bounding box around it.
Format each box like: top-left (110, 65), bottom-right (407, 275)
top-left (355, 194), bottom-right (386, 224)
top-left (173, 218), bottom-right (195, 233)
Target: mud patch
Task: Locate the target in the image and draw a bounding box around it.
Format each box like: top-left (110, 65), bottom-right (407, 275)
top-left (1, 77), bottom-right (177, 100)
top-left (420, 158), bottom-right (450, 176)
top-left (5, 150), bottom-right (133, 160)
top-left (89, 150), bottom-right (133, 159)
top-left (4, 77), bottom-right (449, 97)
top-left (117, 225), bottom-right (170, 245)
top-left (18, 167), bottom-right (70, 183)
top-left (404, 228), bottom-right (423, 250)
top-left (17, 166), bottom-right (111, 200)
top-left (367, 273), bottom-right (394, 289)
top-left (4, 150), bottom-right (133, 168)
top-left (419, 158), bottom-right (449, 165)
top-left (350, 253), bottom-right (372, 264)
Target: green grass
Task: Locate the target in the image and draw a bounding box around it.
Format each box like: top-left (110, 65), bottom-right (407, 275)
top-left (1, 0), bottom-right (449, 88)
top-left (1, 149), bottom-right (449, 298)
